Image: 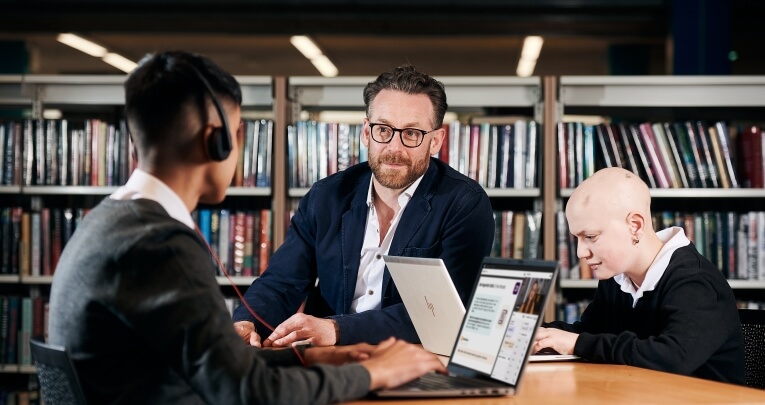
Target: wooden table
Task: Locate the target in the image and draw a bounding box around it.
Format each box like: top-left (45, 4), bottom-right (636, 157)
top-left (346, 362), bottom-right (765, 404)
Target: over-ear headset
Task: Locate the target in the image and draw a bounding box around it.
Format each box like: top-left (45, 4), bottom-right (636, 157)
top-left (188, 65), bottom-right (232, 161)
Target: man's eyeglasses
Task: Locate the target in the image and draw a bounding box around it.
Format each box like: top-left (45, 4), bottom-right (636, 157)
top-left (368, 123), bottom-right (437, 148)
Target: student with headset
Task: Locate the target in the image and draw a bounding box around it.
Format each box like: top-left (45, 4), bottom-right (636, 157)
top-left (48, 51), bottom-right (445, 404)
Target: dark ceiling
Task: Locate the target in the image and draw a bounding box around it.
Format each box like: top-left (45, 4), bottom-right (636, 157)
top-left (1, 0), bottom-right (763, 76)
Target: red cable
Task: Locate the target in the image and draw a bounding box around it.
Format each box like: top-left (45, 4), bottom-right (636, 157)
top-left (195, 227), bottom-right (307, 366)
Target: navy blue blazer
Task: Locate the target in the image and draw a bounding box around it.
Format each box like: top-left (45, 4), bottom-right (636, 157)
top-left (233, 157), bottom-right (495, 344)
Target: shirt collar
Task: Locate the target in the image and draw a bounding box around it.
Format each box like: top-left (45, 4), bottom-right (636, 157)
top-left (366, 174), bottom-right (424, 208)
top-left (614, 226), bottom-right (691, 307)
top-left (110, 169), bottom-right (196, 229)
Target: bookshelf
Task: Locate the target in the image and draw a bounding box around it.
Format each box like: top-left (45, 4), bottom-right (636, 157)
top-left (553, 76), bottom-right (765, 317)
top-left (3, 73), bottom-right (765, 387)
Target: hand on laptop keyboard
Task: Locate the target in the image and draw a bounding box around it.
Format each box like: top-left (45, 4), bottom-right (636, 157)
top-left (362, 337), bottom-right (448, 390)
top-left (534, 347), bottom-right (561, 355)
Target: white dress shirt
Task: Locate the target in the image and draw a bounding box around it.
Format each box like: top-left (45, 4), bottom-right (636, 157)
top-left (614, 226), bottom-right (691, 307)
top-left (350, 176), bottom-right (423, 313)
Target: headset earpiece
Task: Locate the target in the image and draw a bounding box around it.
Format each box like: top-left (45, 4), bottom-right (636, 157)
top-left (189, 65), bottom-right (232, 162)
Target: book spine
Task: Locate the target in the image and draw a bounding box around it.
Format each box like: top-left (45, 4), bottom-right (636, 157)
top-left (525, 121), bottom-right (538, 188)
top-left (714, 122), bottom-right (739, 188)
top-left (259, 210), bottom-right (272, 274)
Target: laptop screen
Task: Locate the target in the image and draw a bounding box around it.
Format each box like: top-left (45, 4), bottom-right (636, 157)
top-left (448, 258), bottom-right (557, 386)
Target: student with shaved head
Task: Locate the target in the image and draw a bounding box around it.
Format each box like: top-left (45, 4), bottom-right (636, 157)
top-left (533, 167), bottom-right (744, 385)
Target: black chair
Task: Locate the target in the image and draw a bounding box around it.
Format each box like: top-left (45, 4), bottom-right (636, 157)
top-left (29, 336), bottom-right (87, 405)
top-left (739, 309), bottom-right (765, 389)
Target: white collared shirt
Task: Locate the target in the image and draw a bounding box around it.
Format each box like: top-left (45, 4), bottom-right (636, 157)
top-left (350, 176), bottom-right (424, 313)
top-left (110, 169), bottom-right (196, 230)
top-left (614, 226), bottom-right (691, 307)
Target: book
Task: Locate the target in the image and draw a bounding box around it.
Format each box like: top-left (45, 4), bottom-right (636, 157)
top-left (713, 122), bottom-right (739, 188)
top-left (582, 124), bottom-right (595, 182)
top-left (259, 210), bottom-right (272, 274)
top-left (594, 124), bottom-right (615, 168)
top-left (695, 121), bottom-right (719, 188)
top-left (638, 123), bottom-right (670, 188)
top-left (625, 123), bottom-right (656, 187)
top-left (737, 213), bottom-right (749, 280)
top-left (557, 122), bottom-right (568, 188)
top-left (737, 126), bottom-right (763, 188)
top-left (498, 124), bottom-right (512, 188)
top-left (669, 122), bottom-right (702, 188)
top-left (707, 125), bottom-right (730, 188)
top-left (683, 121), bottom-right (710, 188)
top-left (651, 123), bottom-right (684, 188)
top-left (514, 120), bottom-right (527, 188)
top-left (218, 209), bottom-right (230, 274)
top-left (501, 211), bottom-right (514, 258)
top-left (525, 121), bottom-right (538, 188)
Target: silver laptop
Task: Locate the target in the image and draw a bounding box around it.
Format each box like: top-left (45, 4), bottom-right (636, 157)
top-left (384, 256), bottom-right (465, 357)
top-left (377, 257), bottom-right (559, 397)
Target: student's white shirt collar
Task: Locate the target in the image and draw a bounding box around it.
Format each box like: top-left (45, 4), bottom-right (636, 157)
top-left (614, 226), bottom-right (691, 307)
top-left (110, 169), bottom-right (196, 229)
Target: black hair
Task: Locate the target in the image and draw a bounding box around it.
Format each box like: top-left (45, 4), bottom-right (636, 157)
top-left (124, 51), bottom-right (241, 156)
top-left (363, 64), bottom-right (448, 128)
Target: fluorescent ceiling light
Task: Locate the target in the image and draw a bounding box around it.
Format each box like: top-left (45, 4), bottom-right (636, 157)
top-left (521, 36), bottom-right (544, 60)
top-left (516, 36), bottom-right (544, 77)
top-left (310, 55), bottom-right (339, 78)
top-left (102, 52), bottom-right (138, 73)
top-left (57, 33), bottom-right (137, 73)
top-left (57, 33), bottom-right (107, 58)
top-left (290, 35), bottom-right (338, 77)
top-left (516, 59), bottom-right (537, 78)
top-left (290, 36), bottom-right (323, 59)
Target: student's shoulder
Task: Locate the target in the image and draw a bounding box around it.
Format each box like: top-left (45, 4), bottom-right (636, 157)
top-left (665, 245), bottom-right (730, 287)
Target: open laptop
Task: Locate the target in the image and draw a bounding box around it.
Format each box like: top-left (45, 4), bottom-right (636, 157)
top-left (377, 257), bottom-right (559, 397)
top-left (383, 256), bottom-right (465, 357)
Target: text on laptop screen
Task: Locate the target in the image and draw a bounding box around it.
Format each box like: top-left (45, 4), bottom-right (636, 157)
top-left (450, 267), bottom-right (553, 385)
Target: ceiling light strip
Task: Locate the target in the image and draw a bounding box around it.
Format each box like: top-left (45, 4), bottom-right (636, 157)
top-left (290, 35), bottom-right (338, 77)
top-left (516, 36), bottom-right (544, 77)
top-left (57, 33), bottom-right (137, 73)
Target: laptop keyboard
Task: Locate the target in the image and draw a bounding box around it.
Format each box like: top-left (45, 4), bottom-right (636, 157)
top-left (401, 373), bottom-right (501, 390)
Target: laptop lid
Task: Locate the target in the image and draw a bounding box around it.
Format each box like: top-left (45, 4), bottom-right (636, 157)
top-left (383, 256), bottom-right (466, 356)
top-left (377, 257), bottom-right (559, 397)
top-left (445, 257), bottom-right (558, 389)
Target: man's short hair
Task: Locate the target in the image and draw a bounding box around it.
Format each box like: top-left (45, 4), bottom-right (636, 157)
top-left (124, 51), bottom-right (242, 155)
top-left (363, 65), bottom-right (448, 129)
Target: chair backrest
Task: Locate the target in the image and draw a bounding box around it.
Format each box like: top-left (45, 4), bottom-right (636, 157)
top-left (739, 309), bottom-right (765, 389)
top-left (30, 336), bottom-right (88, 405)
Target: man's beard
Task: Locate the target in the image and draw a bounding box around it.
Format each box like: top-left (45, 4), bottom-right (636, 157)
top-left (369, 151), bottom-right (429, 189)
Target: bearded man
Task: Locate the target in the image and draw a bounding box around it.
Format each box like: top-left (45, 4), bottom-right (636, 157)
top-left (233, 65), bottom-right (495, 347)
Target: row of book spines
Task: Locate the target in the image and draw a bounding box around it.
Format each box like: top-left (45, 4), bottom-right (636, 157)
top-left (194, 209), bottom-right (272, 277)
top-left (556, 210), bottom-right (765, 281)
top-left (490, 210), bottom-right (543, 260)
top-left (0, 119), bottom-right (273, 188)
top-left (442, 121), bottom-right (539, 189)
top-left (0, 207), bottom-right (86, 277)
top-left (554, 299), bottom-right (765, 323)
top-left (287, 122), bottom-right (366, 188)
top-left (0, 296), bottom-right (48, 366)
top-left (558, 121), bottom-right (742, 189)
top-left (0, 206), bottom-right (273, 278)
top-left (234, 119), bottom-right (273, 188)
top-left (2, 119), bottom-right (133, 187)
